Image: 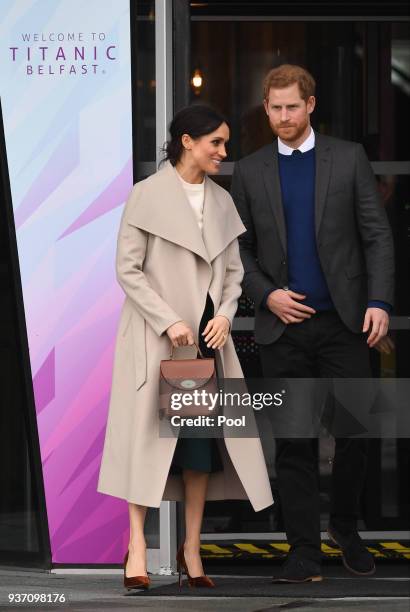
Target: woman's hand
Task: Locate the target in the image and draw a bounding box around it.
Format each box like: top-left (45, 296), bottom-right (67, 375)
top-left (202, 315), bottom-right (230, 349)
top-left (166, 321), bottom-right (195, 348)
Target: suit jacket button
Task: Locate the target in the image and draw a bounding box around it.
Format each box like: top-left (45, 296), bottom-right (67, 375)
top-left (281, 260), bottom-right (286, 265)
top-left (283, 285), bottom-right (289, 291)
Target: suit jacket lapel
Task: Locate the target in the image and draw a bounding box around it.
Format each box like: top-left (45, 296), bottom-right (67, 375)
top-left (262, 141), bottom-right (287, 254)
top-left (314, 133), bottom-right (332, 237)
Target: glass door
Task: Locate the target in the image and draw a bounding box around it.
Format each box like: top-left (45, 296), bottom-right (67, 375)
top-left (174, 1), bottom-right (410, 537)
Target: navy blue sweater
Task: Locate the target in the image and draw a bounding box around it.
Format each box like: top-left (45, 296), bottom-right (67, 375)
top-left (262, 147), bottom-right (391, 315)
top-left (278, 148), bottom-right (334, 311)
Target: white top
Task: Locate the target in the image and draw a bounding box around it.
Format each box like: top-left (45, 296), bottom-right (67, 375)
top-left (278, 127), bottom-right (315, 155)
top-left (177, 172), bottom-right (205, 231)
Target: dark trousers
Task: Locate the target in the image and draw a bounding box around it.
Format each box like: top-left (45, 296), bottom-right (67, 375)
top-left (259, 311), bottom-right (371, 563)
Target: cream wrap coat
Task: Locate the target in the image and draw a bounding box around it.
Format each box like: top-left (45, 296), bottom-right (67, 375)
top-left (97, 161), bottom-right (273, 511)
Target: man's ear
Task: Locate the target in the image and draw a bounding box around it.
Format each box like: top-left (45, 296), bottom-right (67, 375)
top-left (307, 96), bottom-right (316, 115)
top-left (263, 99), bottom-right (269, 116)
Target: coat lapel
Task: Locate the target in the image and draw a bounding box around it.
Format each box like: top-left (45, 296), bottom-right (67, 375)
top-left (202, 177), bottom-right (245, 262)
top-left (126, 161), bottom-right (210, 263)
top-left (126, 161), bottom-right (244, 264)
top-left (314, 133), bottom-right (332, 237)
top-left (262, 141), bottom-right (287, 254)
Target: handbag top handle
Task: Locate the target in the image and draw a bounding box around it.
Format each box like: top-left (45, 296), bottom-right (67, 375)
top-left (169, 342), bottom-right (204, 360)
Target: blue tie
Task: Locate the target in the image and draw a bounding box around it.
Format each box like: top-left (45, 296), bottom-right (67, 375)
top-left (292, 149), bottom-right (302, 157)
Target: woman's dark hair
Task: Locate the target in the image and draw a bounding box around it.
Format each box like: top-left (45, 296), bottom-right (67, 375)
top-left (161, 104), bottom-right (229, 166)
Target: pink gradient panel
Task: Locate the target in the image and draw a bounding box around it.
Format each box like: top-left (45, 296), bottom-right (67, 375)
top-left (0, 0), bottom-right (134, 562)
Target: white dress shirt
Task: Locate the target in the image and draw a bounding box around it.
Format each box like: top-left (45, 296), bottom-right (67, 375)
top-left (278, 127), bottom-right (315, 155)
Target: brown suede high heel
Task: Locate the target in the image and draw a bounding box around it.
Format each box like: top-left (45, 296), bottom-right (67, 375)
top-left (123, 550), bottom-right (150, 590)
top-left (176, 545), bottom-right (215, 588)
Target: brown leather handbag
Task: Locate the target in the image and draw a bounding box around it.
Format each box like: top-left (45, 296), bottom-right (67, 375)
top-left (159, 343), bottom-right (219, 419)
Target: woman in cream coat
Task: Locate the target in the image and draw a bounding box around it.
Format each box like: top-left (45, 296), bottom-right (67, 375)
top-left (97, 105), bottom-right (273, 589)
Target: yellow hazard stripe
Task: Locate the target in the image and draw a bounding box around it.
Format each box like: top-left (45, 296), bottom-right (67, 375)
top-left (321, 543), bottom-right (342, 555)
top-left (380, 542), bottom-right (410, 558)
top-left (199, 541), bottom-right (409, 559)
top-left (234, 543), bottom-right (271, 554)
top-left (200, 544), bottom-right (232, 554)
top-left (366, 547), bottom-right (386, 558)
top-left (269, 543), bottom-right (290, 552)
top-left (381, 542), bottom-right (410, 552)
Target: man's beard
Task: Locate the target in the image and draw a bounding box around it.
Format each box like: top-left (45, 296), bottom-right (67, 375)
top-left (272, 119), bottom-right (308, 142)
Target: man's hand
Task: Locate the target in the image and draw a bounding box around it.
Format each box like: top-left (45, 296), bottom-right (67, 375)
top-left (363, 308), bottom-right (389, 348)
top-left (266, 289), bottom-right (316, 324)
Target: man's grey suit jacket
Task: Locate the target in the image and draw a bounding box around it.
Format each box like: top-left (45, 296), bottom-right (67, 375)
top-left (231, 132), bottom-right (395, 345)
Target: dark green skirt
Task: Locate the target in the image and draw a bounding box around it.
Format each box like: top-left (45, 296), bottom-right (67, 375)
top-left (169, 294), bottom-right (223, 475)
top-left (170, 437), bottom-right (223, 474)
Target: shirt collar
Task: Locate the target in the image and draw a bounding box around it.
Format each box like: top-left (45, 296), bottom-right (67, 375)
top-left (277, 127), bottom-right (315, 155)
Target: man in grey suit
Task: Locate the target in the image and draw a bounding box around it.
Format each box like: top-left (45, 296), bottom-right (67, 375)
top-left (231, 64), bottom-right (394, 583)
